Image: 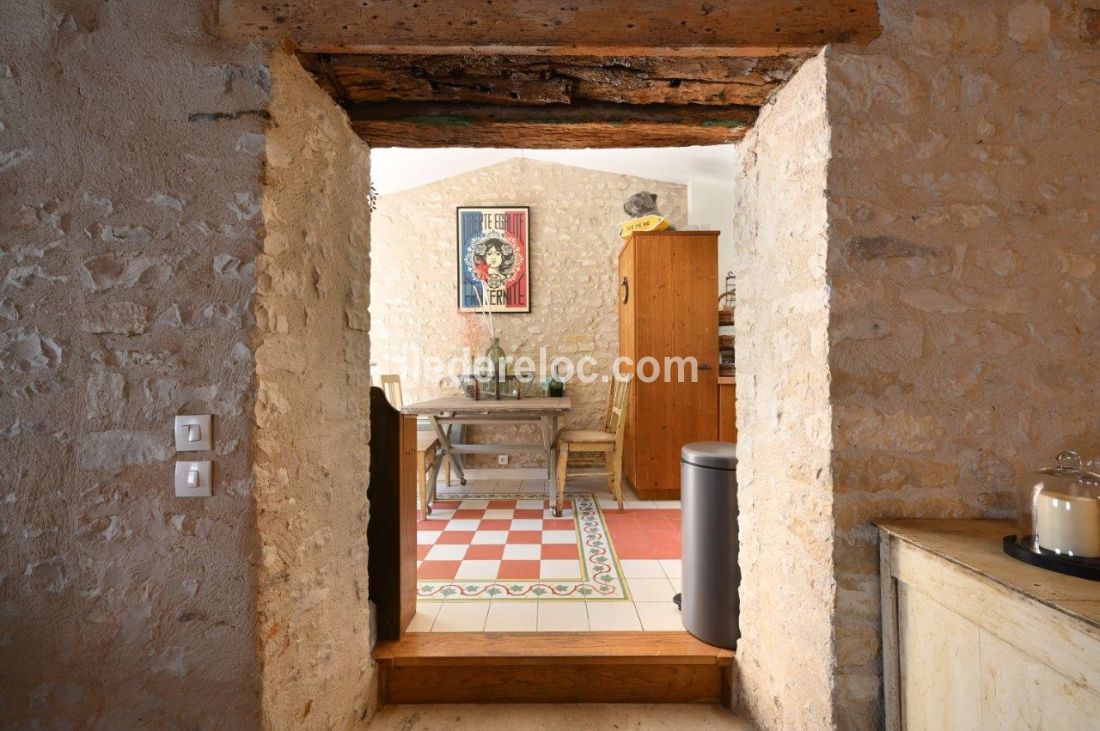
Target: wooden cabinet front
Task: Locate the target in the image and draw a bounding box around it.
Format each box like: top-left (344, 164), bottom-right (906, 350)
top-left (619, 232), bottom-right (718, 499)
top-left (879, 521), bottom-right (1100, 730)
top-left (718, 379), bottom-right (736, 443)
top-left (367, 388), bottom-right (417, 640)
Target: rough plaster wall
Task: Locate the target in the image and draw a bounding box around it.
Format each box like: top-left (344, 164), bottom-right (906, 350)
top-left (370, 158), bottom-right (686, 465)
top-left (0, 1), bottom-right (267, 726)
top-left (729, 53), bottom-right (836, 730)
top-left (254, 50), bottom-right (374, 728)
top-left (826, 2), bottom-right (1100, 725)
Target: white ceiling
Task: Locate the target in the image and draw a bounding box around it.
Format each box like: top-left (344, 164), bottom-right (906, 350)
top-left (370, 145), bottom-right (737, 195)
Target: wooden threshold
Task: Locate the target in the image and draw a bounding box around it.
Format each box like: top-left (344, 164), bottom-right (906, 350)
top-left (374, 631), bottom-right (734, 705)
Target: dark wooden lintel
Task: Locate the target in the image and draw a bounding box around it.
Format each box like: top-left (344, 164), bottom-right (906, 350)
top-left (303, 52), bottom-right (810, 107)
top-left (298, 53), bottom-right (350, 104)
top-left (346, 102), bottom-right (756, 148)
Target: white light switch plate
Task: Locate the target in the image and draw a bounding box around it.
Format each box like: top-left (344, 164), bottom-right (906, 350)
top-left (174, 415), bottom-right (212, 452)
top-left (175, 460), bottom-right (212, 498)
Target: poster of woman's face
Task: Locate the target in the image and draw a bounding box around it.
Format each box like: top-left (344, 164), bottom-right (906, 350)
top-left (457, 206), bottom-right (530, 313)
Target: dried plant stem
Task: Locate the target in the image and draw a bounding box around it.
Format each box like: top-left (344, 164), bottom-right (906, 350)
top-left (473, 282), bottom-right (495, 337)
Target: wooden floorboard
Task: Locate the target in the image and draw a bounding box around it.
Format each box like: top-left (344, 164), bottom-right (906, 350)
top-left (374, 631), bottom-right (733, 665)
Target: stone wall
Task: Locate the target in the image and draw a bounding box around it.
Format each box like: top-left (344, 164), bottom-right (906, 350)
top-left (0, 1), bottom-right (267, 726)
top-left (734, 2), bottom-right (1100, 728)
top-left (729, 53), bottom-right (836, 729)
top-left (6, 0), bottom-right (1098, 727)
top-left (370, 158), bottom-right (686, 464)
top-left (254, 50), bottom-right (374, 727)
top-left (826, 1), bottom-right (1100, 726)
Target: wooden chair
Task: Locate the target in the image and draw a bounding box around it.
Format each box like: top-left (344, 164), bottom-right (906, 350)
top-left (378, 374), bottom-right (404, 410)
top-left (554, 375), bottom-right (632, 514)
top-left (375, 374), bottom-right (451, 515)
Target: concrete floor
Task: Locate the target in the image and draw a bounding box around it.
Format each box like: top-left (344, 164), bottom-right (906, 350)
top-left (368, 704), bottom-right (754, 729)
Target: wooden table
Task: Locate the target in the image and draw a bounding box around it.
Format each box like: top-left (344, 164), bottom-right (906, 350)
top-left (402, 396), bottom-right (572, 514)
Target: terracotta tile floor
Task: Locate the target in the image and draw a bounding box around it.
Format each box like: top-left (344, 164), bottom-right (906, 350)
top-left (412, 471), bottom-right (683, 632)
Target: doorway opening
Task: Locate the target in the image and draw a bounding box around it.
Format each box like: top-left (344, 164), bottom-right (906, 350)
top-left (368, 147), bottom-right (737, 634)
top-left (275, 27), bottom-right (849, 705)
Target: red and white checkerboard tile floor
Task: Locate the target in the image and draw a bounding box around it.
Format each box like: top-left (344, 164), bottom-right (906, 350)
top-left (418, 498), bottom-right (584, 585)
top-left (413, 475), bottom-right (683, 632)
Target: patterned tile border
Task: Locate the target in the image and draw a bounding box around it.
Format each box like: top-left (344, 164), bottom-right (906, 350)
top-left (417, 493), bottom-right (631, 601)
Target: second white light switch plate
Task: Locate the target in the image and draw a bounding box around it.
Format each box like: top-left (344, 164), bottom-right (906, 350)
top-left (175, 461), bottom-right (212, 498)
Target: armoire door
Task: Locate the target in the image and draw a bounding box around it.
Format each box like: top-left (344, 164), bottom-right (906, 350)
top-left (671, 233), bottom-right (719, 452)
top-left (629, 232), bottom-right (718, 498)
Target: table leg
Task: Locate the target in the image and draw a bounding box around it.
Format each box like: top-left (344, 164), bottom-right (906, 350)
top-left (417, 450), bottom-right (429, 516)
top-left (430, 414), bottom-right (466, 489)
top-left (423, 438), bottom-right (442, 516)
top-left (544, 414), bottom-right (562, 517)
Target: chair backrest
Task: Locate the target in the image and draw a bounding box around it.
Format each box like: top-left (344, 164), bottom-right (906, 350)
top-left (604, 375), bottom-right (632, 438)
top-left (378, 374), bottom-right (403, 410)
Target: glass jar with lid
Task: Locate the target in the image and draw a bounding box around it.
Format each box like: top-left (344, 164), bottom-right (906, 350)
top-left (1007, 451), bottom-right (1100, 579)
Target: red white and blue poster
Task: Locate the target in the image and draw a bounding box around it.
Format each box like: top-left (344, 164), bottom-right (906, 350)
top-left (457, 206), bottom-right (530, 313)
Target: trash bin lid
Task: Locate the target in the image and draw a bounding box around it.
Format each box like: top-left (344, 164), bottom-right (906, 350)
top-left (681, 441), bottom-right (737, 470)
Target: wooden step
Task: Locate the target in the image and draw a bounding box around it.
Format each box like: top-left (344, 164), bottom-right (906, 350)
top-left (374, 631), bottom-right (734, 705)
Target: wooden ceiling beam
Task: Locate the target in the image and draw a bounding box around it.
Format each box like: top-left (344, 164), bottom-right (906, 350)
top-left (221, 1), bottom-right (881, 56)
top-left (299, 52), bottom-right (809, 107)
top-left (346, 101), bottom-right (756, 148)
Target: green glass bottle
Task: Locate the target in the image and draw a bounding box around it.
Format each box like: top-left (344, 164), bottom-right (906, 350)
top-left (486, 336), bottom-right (506, 399)
top-left (547, 362), bottom-right (564, 398)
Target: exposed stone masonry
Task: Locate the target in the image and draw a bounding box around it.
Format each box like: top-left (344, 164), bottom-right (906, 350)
top-left (827, 1), bottom-right (1100, 726)
top-left (254, 49), bottom-right (374, 727)
top-left (733, 2), bottom-right (1100, 728)
top-left (0, 0), bottom-right (267, 726)
top-left (730, 52), bottom-right (836, 730)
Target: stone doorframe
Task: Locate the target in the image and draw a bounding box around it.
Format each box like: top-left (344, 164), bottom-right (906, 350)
top-left (242, 3), bottom-right (886, 726)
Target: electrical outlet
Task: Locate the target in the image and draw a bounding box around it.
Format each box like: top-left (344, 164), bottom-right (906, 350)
top-left (497, 454), bottom-right (509, 466)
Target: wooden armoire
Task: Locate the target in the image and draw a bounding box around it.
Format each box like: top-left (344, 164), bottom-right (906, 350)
top-left (618, 231), bottom-right (719, 499)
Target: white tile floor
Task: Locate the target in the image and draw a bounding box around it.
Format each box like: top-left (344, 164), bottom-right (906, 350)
top-left (415, 469), bottom-right (684, 632)
top-left (413, 556), bottom-right (683, 632)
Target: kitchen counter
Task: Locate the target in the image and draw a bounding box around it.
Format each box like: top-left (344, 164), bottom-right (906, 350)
top-left (877, 519), bottom-right (1100, 630)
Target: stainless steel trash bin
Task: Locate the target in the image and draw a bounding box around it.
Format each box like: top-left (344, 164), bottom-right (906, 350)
top-left (680, 441), bottom-right (739, 649)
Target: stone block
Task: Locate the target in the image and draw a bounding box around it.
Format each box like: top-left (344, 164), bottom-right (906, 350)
top-left (1082, 8), bottom-right (1100, 43)
top-left (78, 430), bottom-right (172, 471)
top-left (86, 369), bottom-right (125, 421)
top-left (1008, 1), bottom-right (1051, 50)
top-left (0, 329), bottom-right (62, 371)
top-left (82, 301), bottom-right (148, 335)
top-left (77, 253), bottom-right (173, 292)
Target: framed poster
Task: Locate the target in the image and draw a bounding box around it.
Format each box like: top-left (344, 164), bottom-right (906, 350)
top-left (457, 206), bottom-right (530, 313)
